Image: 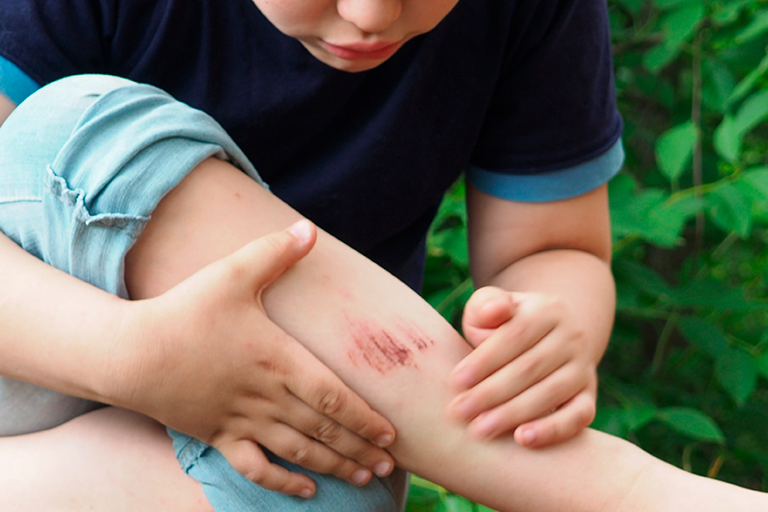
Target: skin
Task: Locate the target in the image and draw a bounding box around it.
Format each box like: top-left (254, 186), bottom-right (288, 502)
top-left (0, 1), bottom-right (609, 469)
top-left (253, 0), bottom-right (461, 72)
top-left (3, 157), bottom-right (767, 512)
top-left (0, 0), bottom-right (610, 504)
top-left (250, 0), bottom-right (614, 448)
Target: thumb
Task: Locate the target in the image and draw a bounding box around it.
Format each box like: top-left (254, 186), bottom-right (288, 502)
top-left (462, 286), bottom-right (516, 348)
top-left (231, 219), bottom-right (317, 290)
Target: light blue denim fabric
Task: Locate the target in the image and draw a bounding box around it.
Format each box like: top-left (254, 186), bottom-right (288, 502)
top-left (0, 74), bottom-right (400, 512)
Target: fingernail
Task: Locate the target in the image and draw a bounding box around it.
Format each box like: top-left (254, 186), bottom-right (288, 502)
top-left (374, 461), bottom-right (392, 477)
top-left (299, 488), bottom-right (313, 499)
top-left (352, 469), bottom-right (371, 485)
top-left (287, 219), bottom-right (312, 243)
top-left (376, 434), bottom-right (393, 448)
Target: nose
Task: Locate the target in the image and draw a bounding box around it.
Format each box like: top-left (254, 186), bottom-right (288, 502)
top-left (336, 0), bottom-right (402, 34)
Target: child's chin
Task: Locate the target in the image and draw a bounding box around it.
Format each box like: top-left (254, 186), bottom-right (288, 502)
top-left (304, 45), bottom-right (390, 73)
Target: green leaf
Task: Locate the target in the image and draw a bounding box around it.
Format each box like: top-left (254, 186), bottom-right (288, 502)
top-left (755, 351), bottom-right (768, 379)
top-left (662, 3), bottom-right (705, 41)
top-left (591, 407), bottom-right (630, 437)
top-left (643, 3), bottom-right (705, 72)
top-left (648, 195), bottom-right (704, 244)
top-left (655, 121), bottom-right (697, 182)
top-left (715, 90), bottom-right (768, 162)
top-left (613, 259), bottom-right (674, 298)
top-left (741, 167), bottom-right (768, 200)
top-left (728, 53), bottom-right (768, 106)
top-left (657, 407), bottom-right (726, 443)
top-left (707, 183), bottom-right (752, 237)
top-left (611, 187), bottom-right (698, 247)
top-left (409, 475), bottom-right (446, 493)
top-left (735, 9), bottom-right (768, 44)
top-left (677, 317), bottom-right (730, 358)
top-left (592, 405), bottom-right (657, 436)
top-left (714, 116), bottom-right (741, 162)
top-left (702, 59), bottom-right (736, 112)
top-left (608, 173), bottom-right (637, 206)
top-left (712, 0), bottom-right (753, 25)
top-left (664, 279), bottom-right (751, 310)
top-left (442, 495), bottom-right (475, 512)
top-left (615, 279), bottom-right (641, 310)
top-left (617, 0), bottom-right (645, 13)
top-left (643, 41), bottom-right (683, 73)
top-left (431, 180), bottom-right (467, 228)
top-left (430, 227), bottom-right (469, 268)
top-left (733, 89), bottom-right (768, 133)
top-left (652, 0), bottom-right (699, 9)
top-left (621, 405), bottom-right (658, 431)
top-left (715, 349), bottom-right (758, 406)
top-left (425, 288), bottom-right (453, 312)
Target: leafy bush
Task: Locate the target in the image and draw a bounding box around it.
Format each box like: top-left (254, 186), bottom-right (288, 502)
top-left (409, 0), bottom-right (768, 508)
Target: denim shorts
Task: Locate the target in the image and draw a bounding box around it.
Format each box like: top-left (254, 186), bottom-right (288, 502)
top-left (0, 74), bottom-right (403, 512)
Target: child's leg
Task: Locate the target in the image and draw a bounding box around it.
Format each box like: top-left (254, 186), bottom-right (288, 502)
top-left (0, 407), bottom-right (213, 512)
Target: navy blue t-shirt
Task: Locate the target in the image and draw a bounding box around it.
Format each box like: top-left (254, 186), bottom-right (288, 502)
top-left (0, 0), bottom-right (623, 289)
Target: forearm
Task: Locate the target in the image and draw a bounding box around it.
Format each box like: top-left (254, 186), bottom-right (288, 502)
top-left (0, 231), bottom-right (130, 402)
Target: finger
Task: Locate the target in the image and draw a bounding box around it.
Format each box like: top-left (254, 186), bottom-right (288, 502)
top-left (461, 287), bottom-right (517, 347)
top-left (466, 364), bottom-right (590, 441)
top-left (514, 388), bottom-right (597, 448)
top-left (229, 219), bottom-right (318, 290)
top-left (447, 338), bottom-right (570, 421)
top-left (218, 439), bottom-right (316, 498)
top-left (279, 400), bottom-right (395, 476)
top-left (285, 344), bottom-right (396, 448)
top-left (451, 305), bottom-right (559, 390)
top-left (265, 423), bottom-right (381, 487)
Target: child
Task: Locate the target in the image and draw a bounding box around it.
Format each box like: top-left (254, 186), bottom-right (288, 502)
top-left (1, 76), bottom-right (767, 512)
top-left (0, 0), bottom-right (621, 509)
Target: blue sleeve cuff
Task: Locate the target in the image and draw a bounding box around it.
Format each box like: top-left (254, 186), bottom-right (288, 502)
top-left (467, 138), bottom-right (625, 202)
top-left (0, 55), bottom-right (41, 105)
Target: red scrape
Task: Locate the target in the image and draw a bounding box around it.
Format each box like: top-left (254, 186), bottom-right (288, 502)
top-left (345, 315), bottom-right (436, 374)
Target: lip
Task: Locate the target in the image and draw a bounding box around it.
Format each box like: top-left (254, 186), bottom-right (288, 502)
top-left (319, 40), bottom-right (403, 61)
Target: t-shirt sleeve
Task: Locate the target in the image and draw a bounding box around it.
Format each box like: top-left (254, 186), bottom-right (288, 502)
top-left (469, 0), bottom-right (624, 202)
top-left (0, 0), bottom-right (114, 90)
top-left (0, 55), bottom-right (40, 104)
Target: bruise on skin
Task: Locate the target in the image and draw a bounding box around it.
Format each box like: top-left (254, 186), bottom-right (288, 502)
top-left (345, 313), bottom-right (436, 375)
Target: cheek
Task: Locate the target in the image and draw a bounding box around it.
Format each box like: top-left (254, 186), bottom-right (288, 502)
top-left (403, 0), bottom-right (460, 32)
top-left (252, 0), bottom-right (332, 35)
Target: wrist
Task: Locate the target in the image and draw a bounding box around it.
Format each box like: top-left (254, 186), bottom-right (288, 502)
top-left (92, 298), bottom-right (162, 412)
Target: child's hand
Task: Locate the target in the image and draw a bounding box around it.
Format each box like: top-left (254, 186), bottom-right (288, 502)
top-left (447, 286), bottom-right (598, 448)
top-left (117, 220), bottom-right (395, 498)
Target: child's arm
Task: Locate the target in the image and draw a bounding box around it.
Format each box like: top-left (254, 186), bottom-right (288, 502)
top-left (0, 93), bottom-right (13, 125)
top-left (448, 184), bottom-right (614, 447)
top-left (1, 156), bottom-right (765, 511)
top-left (122, 157), bottom-right (764, 511)
top-left (0, 201), bottom-right (395, 495)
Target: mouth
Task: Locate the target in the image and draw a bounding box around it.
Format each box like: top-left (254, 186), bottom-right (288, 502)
top-left (319, 40), bottom-right (403, 61)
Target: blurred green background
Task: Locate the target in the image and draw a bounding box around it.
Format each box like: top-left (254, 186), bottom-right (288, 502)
top-left (409, 0), bottom-right (768, 509)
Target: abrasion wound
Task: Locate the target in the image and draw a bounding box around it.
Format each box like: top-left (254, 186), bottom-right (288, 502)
top-left (345, 315), bottom-right (436, 374)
